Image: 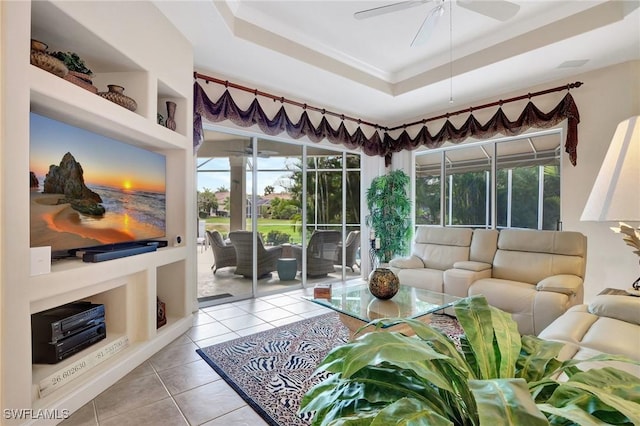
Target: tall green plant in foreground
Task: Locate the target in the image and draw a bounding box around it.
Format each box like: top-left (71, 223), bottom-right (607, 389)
top-left (366, 169), bottom-right (412, 263)
top-left (300, 295), bottom-right (640, 425)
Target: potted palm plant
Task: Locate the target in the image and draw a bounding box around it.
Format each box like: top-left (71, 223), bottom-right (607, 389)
top-left (300, 295), bottom-right (640, 425)
top-left (365, 169), bottom-right (412, 265)
top-left (51, 51), bottom-right (97, 93)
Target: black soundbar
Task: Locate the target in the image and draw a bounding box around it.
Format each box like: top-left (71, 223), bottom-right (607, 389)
top-left (81, 244), bottom-right (157, 263)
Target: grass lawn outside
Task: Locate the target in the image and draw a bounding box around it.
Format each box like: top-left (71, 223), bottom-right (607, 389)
top-left (203, 217), bottom-right (304, 244)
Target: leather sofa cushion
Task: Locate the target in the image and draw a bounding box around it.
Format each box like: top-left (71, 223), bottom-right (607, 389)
top-left (396, 268), bottom-right (444, 292)
top-left (540, 303), bottom-right (640, 376)
top-left (407, 227), bottom-right (473, 271)
top-left (389, 255), bottom-right (424, 269)
top-left (493, 229), bottom-right (586, 284)
top-left (416, 245), bottom-right (470, 270)
top-left (469, 229), bottom-right (498, 264)
top-left (497, 229), bottom-right (586, 256)
top-left (414, 226), bottom-right (472, 246)
top-left (536, 274), bottom-right (583, 295)
top-left (589, 294), bottom-right (640, 325)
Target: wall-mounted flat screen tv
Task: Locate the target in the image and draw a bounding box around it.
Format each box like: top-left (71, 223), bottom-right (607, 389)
top-left (29, 112), bottom-right (166, 257)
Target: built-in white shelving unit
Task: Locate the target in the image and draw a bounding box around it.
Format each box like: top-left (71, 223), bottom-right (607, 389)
top-left (1, 1), bottom-right (196, 424)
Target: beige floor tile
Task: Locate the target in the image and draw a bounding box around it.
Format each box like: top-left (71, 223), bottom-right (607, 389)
top-left (251, 307), bottom-right (297, 322)
top-left (204, 306), bottom-right (254, 321)
top-left (117, 361), bottom-right (156, 384)
top-left (270, 315), bottom-right (307, 328)
top-left (196, 332), bottom-right (240, 348)
top-left (235, 322), bottom-right (275, 337)
top-left (158, 359), bottom-right (221, 395)
top-left (187, 322), bottom-right (234, 341)
top-left (98, 398), bottom-right (188, 426)
top-left (201, 406), bottom-right (270, 426)
top-left (174, 380), bottom-right (246, 425)
top-left (193, 311), bottom-right (216, 326)
top-left (94, 374), bottom-right (169, 421)
top-left (219, 314), bottom-right (267, 331)
top-left (59, 401), bottom-right (97, 426)
top-left (148, 342), bottom-right (202, 371)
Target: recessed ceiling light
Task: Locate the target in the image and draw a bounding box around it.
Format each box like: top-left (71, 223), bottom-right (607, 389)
top-left (558, 59), bottom-right (590, 68)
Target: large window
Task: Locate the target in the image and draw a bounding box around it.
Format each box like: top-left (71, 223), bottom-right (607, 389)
top-left (415, 131), bottom-right (561, 230)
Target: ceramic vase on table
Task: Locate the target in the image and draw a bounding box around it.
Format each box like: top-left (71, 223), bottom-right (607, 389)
top-left (368, 267), bottom-right (399, 300)
top-left (165, 101), bottom-right (177, 131)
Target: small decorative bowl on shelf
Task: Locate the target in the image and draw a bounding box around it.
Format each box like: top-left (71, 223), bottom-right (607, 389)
top-left (30, 39), bottom-right (68, 78)
top-left (97, 84), bottom-right (138, 112)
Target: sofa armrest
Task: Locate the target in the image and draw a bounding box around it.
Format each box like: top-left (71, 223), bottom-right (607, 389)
top-left (444, 267), bottom-right (492, 298)
top-left (452, 261), bottom-right (492, 272)
top-left (389, 255), bottom-right (424, 269)
top-left (589, 294), bottom-right (640, 325)
top-left (536, 274), bottom-right (583, 296)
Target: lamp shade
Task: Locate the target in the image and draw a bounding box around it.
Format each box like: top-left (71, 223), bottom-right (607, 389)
top-left (581, 116), bottom-right (640, 222)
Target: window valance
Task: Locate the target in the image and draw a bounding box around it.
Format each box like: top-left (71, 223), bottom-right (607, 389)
top-left (193, 80), bottom-right (581, 166)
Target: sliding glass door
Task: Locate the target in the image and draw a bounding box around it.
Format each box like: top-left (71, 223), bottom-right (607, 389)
top-left (196, 128), bottom-right (361, 306)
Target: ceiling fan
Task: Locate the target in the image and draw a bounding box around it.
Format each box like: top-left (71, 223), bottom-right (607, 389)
top-left (354, 0), bottom-right (521, 47)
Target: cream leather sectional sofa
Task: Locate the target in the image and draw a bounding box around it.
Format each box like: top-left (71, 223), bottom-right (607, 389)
top-left (539, 294), bottom-right (640, 378)
top-left (389, 226), bottom-right (587, 335)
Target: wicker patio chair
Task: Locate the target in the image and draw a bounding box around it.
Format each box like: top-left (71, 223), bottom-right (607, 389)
top-left (228, 230), bottom-right (283, 279)
top-left (292, 230), bottom-right (342, 277)
top-left (335, 230), bottom-right (361, 272)
top-left (206, 230), bottom-right (237, 273)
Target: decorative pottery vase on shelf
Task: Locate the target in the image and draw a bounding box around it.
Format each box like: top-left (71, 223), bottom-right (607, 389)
top-left (30, 39), bottom-right (68, 78)
top-left (165, 101), bottom-right (177, 131)
top-left (97, 84), bottom-right (137, 112)
top-left (368, 267), bottom-right (399, 300)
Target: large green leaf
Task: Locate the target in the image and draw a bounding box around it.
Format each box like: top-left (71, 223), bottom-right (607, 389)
top-left (336, 332), bottom-right (454, 390)
top-left (469, 378), bottom-right (550, 425)
top-left (370, 398), bottom-right (453, 426)
top-left (395, 317), bottom-right (470, 369)
top-left (516, 335), bottom-right (564, 382)
top-left (349, 365), bottom-right (449, 411)
top-left (546, 368), bottom-right (640, 424)
top-left (455, 295), bottom-right (498, 379)
top-left (489, 306), bottom-right (521, 378)
top-left (537, 403), bottom-right (609, 425)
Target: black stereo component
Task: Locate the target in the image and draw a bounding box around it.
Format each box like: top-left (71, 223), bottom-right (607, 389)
top-left (32, 301), bottom-right (106, 364)
top-left (32, 322), bottom-right (106, 364)
top-left (32, 302), bottom-right (105, 343)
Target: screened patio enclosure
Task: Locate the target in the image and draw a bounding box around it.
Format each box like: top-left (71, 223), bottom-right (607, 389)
top-left (414, 130), bottom-right (562, 230)
top-left (196, 128), bottom-right (362, 306)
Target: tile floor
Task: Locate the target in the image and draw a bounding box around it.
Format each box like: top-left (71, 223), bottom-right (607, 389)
top-left (60, 287), bottom-right (334, 426)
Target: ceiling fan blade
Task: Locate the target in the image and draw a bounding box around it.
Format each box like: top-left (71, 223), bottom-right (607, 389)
top-left (354, 0), bottom-right (430, 20)
top-left (456, 0), bottom-right (520, 21)
top-left (411, 3), bottom-right (444, 47)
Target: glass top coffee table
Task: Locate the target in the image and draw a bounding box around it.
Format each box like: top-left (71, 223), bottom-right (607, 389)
top-left (306, 283), bottom-right (461, 335)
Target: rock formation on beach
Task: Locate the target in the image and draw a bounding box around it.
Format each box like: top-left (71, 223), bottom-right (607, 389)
top-left (30, 171), bottom-right (39, 188)
top-left (43, 152), bottom-right (106, 216)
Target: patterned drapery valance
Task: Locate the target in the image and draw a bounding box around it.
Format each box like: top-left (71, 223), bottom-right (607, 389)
top-left (193, 81), bottom-right (581, 166)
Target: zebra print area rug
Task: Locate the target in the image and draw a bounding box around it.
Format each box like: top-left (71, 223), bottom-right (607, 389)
top-left (196, 312), bottom-right (462, 426)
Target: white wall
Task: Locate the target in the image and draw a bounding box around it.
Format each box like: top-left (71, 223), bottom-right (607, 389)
top-left (562, 60), bottom-right (639, 301)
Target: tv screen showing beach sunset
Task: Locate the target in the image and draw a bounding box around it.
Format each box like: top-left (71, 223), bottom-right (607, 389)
top-left (30, 112), bottom-right (166, 254)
